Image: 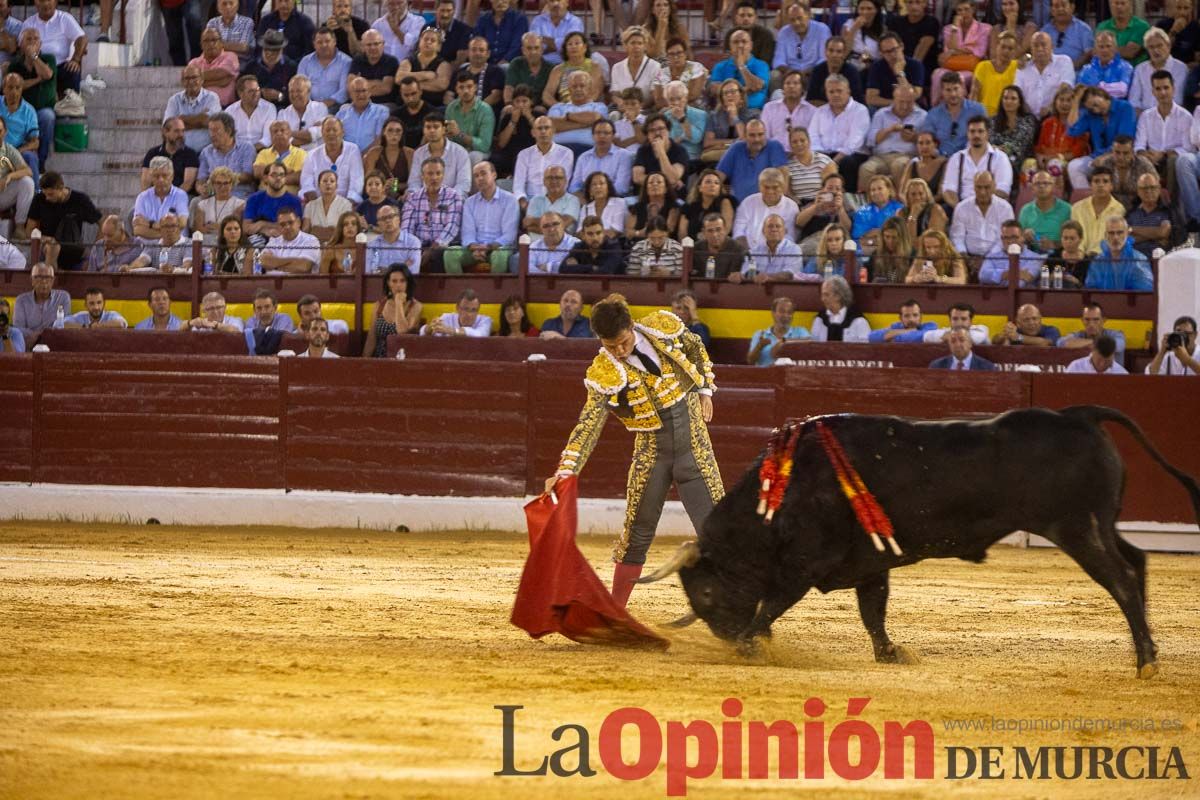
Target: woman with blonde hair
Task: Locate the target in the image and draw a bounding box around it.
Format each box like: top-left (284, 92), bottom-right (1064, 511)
top-left (192, 166), bottom-right (245, 247)
top-left (868, 216), bottom-right (913, 283)
top-left (906, 229), bottom-right (968, 284)
top-left (319, 211), bottom-right (364, 274)
top-left (804, 223), bottom-right (854, 277)
top-left (899, 178), bottom-right (948, 241)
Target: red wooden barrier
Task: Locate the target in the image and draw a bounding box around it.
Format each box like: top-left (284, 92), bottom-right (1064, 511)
top-left (0, 354), bottom-right (1195, 525)
top-left (39, 329), bottom-right (248, 355)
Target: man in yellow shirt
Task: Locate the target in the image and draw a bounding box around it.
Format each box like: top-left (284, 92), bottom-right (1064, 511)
top-left (252, 119), bottom-right (306, 188)
top-left (1069, 165), bottom-right (1125, 254)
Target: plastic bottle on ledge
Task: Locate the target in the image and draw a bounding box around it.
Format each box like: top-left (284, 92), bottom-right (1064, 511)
top-left (823, 262), bottom-right (834, 282)
top-left (1039, 264), bottom-right (1050, 289)
top-left (253, 250), bottom-right (263, 275)
top-left (705, 255), bottom-right (715, 279)
top-left (1052, 264), bottom-right (1063, 290)
top-left (744, 254), bottom-right (757, 280)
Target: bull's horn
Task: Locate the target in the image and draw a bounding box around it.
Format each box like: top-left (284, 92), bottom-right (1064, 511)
top-left (637, 541), bottom-right (701, 583)
top-left (663, 612), bottom-right (698, 628)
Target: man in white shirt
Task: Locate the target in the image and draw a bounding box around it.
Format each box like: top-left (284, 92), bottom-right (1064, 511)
top-left (259, 208), bottom-right (320, 273)
top-left (273, 75), bottom-right (330, 152)
top-left (20, 0), bottom-right (85, 95)
top-left (942, 116), bottom-right (1013, 205)
top-left (371, 0), bottom-right (423, 61)
top-left (740, 214), bottom-right (804, 283)
top-left (420, 288), bottom-right (493, 336)
top-left (922, 302), bottom-right (991, 346)
top-left (950, 172), bottom-right (1014, 256)
top-left (731, 168), bottom-right (800, 252)
top-left (1014, 32), bottom-right (1076, 116)
top-left (512, 115), bottom-right (574, 208)
top-left (299, 116), bottom-right (364, 202)
top-left (1145, 316), bottom-right (1200, 375)
top-left (405, 113), bottom-right (473, 197)
top-left (1128, 28), bottom-right (1187, 112)
top-left (225, 75), bottom-right (275, 149)
top-left (807, 73), bottom-right (870, 192)
top-left (298, 317), bottom-right (340, 358)
top-left (1133, 70), bottom-right (1191, 190)
top-left (1066, 334), bottom-right (1128, 373)
top-left (185, 291), bottom-right (244, 332)
top-left (857, 85), bottom-right (925, 189)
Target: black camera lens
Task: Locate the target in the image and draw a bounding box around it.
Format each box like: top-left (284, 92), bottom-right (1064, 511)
top-left (1166, 333), bottom-right (1183, 350)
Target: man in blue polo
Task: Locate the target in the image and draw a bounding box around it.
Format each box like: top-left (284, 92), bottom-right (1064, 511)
top-left (772, 1), bottom-right (830, 79)
top-left (1066, 86), bottom-right (1137, 189)
top-left (540, 289), bottom-right (591, 338)
top-left (569, 118), bottom-right (631, 197)
top-left (1041, 0), bottom-right (1093, 70)
top-left (715, 118), bottom-right (787, 204)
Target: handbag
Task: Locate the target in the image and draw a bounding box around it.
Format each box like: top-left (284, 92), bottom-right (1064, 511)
top-left (53, 89), bottom-right (86, 117)
top-left (943, 54), bottom-right (980, 71)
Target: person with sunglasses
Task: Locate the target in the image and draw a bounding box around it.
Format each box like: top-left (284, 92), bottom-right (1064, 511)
top-left (917, 71), bottom-right (985, 157)
top-left (1040, 0), bottom-right (1093, 71)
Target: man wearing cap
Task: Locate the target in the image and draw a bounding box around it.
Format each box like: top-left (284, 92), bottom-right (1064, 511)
top-left (245, 29), bottom-right (298, 110)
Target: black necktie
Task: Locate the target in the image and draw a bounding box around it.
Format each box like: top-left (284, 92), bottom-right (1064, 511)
top-left (633, 346), bottom-right (662, 377)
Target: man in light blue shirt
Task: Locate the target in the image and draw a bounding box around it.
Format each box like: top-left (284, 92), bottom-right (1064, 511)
top-left (527, 211), bottom-right (578, 273)
top-left (919, 73), bottom-right (986, 156)
top-left (298, 28), bottom-right (352, 111)
top-left (1085, 218), bottom-right (1155, 291)
top-left (528, 0), bottom-right (583, 66)
top-left (1041, 0), bottom-right (1094, 69)
top-left (747, 296), bottom-right (811, 366)
top-left (1078, 32), bottom-right (1133, 99)
top-left (365, 206), bottom-right (422, 273)
top-left (0, 74), bottom-right (41, 182)
top-left (164, 66), bottom-right (222, 152)
top-left (56, 288), bottom-right (127, 329)
top-left (336, 77), bottom-right (388, 152)
top-left (244, 288), bottom-right (296, 334)
top-left (198, 113), bottom-right (257, 198)
top-left (1057, 302), bottom-right (1127, 362)
top-left (772, 2), bottom-right (831, 76)
top-left (979, 221), bottom-right (1045, 286)
top-left (443, 160), bottom-right (520, 273)
top-left (867, 299), bottom-right (938, 343)
top-left (134, 287), bottom-right (184, 331)
top-left (548, 71), bottom-right (608, 152)
top-left (526, 165), bottom-right (581, 233)
top-left (569, 119), bottom-right (632, 196)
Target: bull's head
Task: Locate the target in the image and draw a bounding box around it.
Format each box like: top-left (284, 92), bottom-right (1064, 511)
top-left (640, 541), bottom-right (762, 642)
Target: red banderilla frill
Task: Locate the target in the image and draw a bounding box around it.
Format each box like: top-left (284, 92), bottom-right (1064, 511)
top-left (815, 421), bottom-right (903, 556)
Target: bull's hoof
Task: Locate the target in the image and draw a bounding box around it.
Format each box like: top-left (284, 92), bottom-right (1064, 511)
top-left (877, 643), bottom-right (920, 665)
top-left (1138, 661), bottom-right (1159, 680)
top-left (736, 637), bottom-right (761, 658)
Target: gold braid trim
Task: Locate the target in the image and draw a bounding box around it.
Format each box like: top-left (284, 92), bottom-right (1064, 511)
top-left (686, 392), bottom-right (725, 503)
top-left (556, 390), bottom-right (609, 475)
top-left (614, 430), bottom-right (657, 562)
top-left (583, 348), bottom-right (628, 396)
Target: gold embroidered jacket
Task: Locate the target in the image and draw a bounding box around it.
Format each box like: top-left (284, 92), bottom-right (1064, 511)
top-left (556, 311), bottom-right (717, 476)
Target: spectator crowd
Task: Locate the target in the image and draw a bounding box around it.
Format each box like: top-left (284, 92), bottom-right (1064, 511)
top-left (2, 0), bottom-right (1197, 372)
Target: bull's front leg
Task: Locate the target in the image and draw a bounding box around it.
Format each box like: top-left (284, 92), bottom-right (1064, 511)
top-left (736, 585), bottom-right (810, 656)
top-left (855, 572), bottom-right (919, 665)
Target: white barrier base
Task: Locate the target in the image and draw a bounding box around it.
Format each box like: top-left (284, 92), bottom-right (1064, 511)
top-left (0, 484), bottom-right (1196, 552)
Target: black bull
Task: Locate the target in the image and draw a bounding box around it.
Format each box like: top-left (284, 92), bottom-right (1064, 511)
top-left (641, 406), bottom-right (1200, 679)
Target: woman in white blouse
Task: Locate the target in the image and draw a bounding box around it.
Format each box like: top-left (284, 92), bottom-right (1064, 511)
top-left (192, 166), bottom-right (245, 248)
top-left (303, 169), bottom-right (354, 243)
top-left (579, 171), bottom-right (628, 240)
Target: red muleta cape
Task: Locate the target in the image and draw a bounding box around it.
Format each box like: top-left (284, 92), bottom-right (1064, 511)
top-left (510, 476), bottom-right (670, 650)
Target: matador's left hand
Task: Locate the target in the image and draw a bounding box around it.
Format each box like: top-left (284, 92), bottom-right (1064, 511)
top-left (700, 394), bottom-right (713, 423)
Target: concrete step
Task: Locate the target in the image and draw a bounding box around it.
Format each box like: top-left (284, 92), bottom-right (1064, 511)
top-left (96, 66), bottom-right (185, 89)
top-left (85, 126), bottom-right (163, 154)
top-left (52, 151), bottom-right (143, 173)
top-left (90, 85), bottom-right (180, 110)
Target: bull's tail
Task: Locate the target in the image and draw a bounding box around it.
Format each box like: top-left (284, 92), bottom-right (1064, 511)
top-left (1060, 405), bottom-right (1200, 523)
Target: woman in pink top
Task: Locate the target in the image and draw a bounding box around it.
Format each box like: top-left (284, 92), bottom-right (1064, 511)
top-left (929, 0), bottom-right (992, 106)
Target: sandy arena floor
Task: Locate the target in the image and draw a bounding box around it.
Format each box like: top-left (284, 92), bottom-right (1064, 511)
top-left (0, 521), bottom-right (1197, 799)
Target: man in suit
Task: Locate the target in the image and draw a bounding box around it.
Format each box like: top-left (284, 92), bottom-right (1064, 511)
top-left (545, 294), bottom-right (721, 608)
top-left (930, 328), bottom-right (996, 371)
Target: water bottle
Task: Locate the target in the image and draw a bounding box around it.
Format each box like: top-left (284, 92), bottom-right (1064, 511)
top-left (1052, 264), bottom-right (1063, 290)
top-left (159, 247), bottom-right (169, 270)
top-left (744, 254), bottom-right (756, 280)
top-left (823, 262), bottom-right (834, 282)
top-left (56, 305), bottom-right (64, 328)
top-left (1039, 264), bottom-right (1050, 289)
top-left (342, 251), bottom-right (353, 272)
top-left (395, 347), bottom-right (406, 360)
top-left (253, 250), bottom-right (263, 275)
top-left (705, 255), bottom-right (715, 280)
